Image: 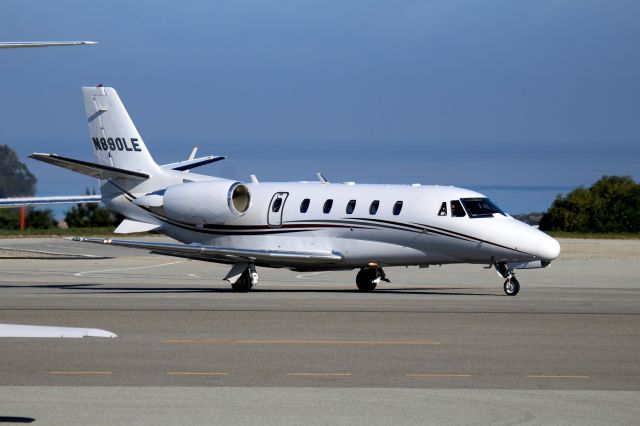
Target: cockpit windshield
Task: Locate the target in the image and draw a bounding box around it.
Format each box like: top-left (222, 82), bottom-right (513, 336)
top-left (460, 198), bottom-right (506, 218)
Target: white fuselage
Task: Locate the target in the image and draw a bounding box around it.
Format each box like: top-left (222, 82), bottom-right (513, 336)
top-left (103, 174), bottom-right (560, 271)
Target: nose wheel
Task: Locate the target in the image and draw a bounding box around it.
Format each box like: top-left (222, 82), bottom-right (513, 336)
top-left (495, 262), bottom-right (520, 296)
top-left (503, 277), bottom-right (520, 296)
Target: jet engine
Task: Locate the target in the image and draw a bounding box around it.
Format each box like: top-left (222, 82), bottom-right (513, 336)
top-left (136, 181), bottom-right (251, 224)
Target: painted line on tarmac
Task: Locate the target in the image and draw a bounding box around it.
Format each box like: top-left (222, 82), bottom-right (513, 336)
top-left (167, 372), bottom-right (230, 376)
top-left (287, 372), bottom-right (352, 377)
top-left (0, 246), bottom-right (100, 258)
top-left (295, 271), bottom-right (328, 280)
top-left (163, 338), bottom-right (441, 346)
top-left (526, 374), bottom-right (590, 379)
top-left (407, 373), bottom-right (472, 378)
top-left (74, 260), bottom-right (185, 277)
top-left (49, 371), bottom-right (112, 376)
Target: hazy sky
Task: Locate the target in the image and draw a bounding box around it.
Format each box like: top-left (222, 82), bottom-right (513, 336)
top-left (1, 1), bottom-right (638, 213)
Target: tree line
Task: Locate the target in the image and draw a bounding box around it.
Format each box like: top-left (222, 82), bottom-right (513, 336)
top-left (539, 176), bottom-right (640, 233)
top-left (0, 145), bottom-right (119, 229)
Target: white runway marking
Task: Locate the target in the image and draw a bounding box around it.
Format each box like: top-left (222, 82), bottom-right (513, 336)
top-left (0, 246), bottom-right (99, 258)
top-left (295, 271), bottom-right (327, 280)
top-left (188, 274), bottom-right (201, 278)
top-left (74, 260), bottom-right (185, 277)
top-left (44, 244), bottom-right (86, 251)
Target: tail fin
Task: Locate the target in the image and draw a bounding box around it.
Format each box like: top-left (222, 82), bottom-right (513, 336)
top-left (83, 86), bottom-right (160, 174)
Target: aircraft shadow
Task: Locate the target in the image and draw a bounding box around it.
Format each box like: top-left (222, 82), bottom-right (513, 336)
top-left (0, 283), bottom-right (498, 297)
top-left (0, 417), bottom-right (35, 424)
top-left (0, 256), bottom-right (112, 260)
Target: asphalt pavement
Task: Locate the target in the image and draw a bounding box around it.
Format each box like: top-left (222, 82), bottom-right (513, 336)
top-left (1, 237), bottom-right (639, 425)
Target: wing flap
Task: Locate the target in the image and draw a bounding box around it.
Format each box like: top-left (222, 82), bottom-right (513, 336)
top-left (29, 153), bottom-right (149, 180)
top-left (71, 237), bottom-right (344, 265)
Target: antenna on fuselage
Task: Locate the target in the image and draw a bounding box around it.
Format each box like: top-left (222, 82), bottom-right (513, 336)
top-left (188, 145), bottom-right (198, 160)
top-left (316, 172), bottom-right (329, 184)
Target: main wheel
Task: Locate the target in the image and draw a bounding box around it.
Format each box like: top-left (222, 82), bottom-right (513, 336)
top-left (231, 271), bottom-right (253, 292)
top-left (503, 277), bottom-right (520, 296)
top-left (356, 268), bottom-right (378, 292)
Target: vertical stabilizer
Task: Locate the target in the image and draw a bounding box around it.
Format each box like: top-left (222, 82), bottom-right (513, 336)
top-left (82, 86), bottom-right (160, 174)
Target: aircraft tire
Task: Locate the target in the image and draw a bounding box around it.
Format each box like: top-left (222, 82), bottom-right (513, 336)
top-left (503, 277), bottom-right (520, 296)
top-left (231, 272), bottom-right (253, 292)
top-left (356, 268), bottom-right (377, 292)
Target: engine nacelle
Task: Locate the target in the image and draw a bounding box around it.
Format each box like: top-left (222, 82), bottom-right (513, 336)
top-left (161, 181), bottom-right (251, 224)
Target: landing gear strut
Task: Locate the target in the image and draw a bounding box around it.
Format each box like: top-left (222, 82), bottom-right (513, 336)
top-left (230, 264), bottom-right (259, 292)
top-left (355, 267), bottom-right (389, 292)
top-left (495, 262), bottom-right (520, 296)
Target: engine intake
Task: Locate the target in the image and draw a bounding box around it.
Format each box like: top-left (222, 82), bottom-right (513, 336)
top-left (160, 181), bottom-right (251, 224)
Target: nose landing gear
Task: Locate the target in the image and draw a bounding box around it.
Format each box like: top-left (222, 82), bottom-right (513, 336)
top-left (495, 262), bottom-right (520, 296)
top-left (503, 276), bottom-right (520, 296)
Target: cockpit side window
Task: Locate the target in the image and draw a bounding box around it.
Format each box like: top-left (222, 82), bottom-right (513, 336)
top-left (450, 200), bottom-right (466, 217)
top-left (437, 202), bottom-right (447, 216)
top-left (460, 198), bottom-right (506, 218)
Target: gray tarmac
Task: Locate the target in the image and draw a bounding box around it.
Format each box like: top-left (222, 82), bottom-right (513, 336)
top-left (0, 237), bottom-right (639, 425)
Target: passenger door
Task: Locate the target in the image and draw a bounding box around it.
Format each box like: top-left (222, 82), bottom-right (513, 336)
top-left (268, 192), bottom-right (289, 227)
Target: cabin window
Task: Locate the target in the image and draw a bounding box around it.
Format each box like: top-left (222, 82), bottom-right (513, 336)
top-left (438, 202), bottom-right (447, 216)
top-left (393, 201), bottom-right (403, 216)
top-left (346, 200), bottom-right (356, 214)
top-left (272, 197), bottom-right (283, 213)
top-left (451, 200), bottom-right (466, 217)
top-left (300, 198), bottom-right (310, 213)
top-left (460, 198), bottom-right (506, 218)
top-left (369, 200), bottom-right (380, 215)
top-left (323, 199), bottom-right (333, 214)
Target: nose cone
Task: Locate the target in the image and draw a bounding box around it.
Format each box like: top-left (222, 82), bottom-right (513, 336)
top-left (537, 232), bottom-right (561, 261)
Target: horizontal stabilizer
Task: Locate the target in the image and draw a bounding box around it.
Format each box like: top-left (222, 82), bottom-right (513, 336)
top-left (0, 194), bottom-right (101, 208)
top-left (30, 153), bottom-right (149, 180)
top-left (114, 219), bottom-right (161, 234)
top-left (161, 155), bottom-right (226, 171)
top-left (72, 237), bottom-right (344, 265)
top-left (0, 323), bottom-right (117, 338)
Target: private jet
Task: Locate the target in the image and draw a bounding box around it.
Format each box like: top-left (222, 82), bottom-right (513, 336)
top-left (2, 86), bottom-right (561, 296)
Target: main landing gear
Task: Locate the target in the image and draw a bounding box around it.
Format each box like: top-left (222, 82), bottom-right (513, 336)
top-left (495, 262), bottom-right (520, 296)
top-left (227, 263), bottom-right (259, 292)
top-left (355, 267), bottom-right (389, 292)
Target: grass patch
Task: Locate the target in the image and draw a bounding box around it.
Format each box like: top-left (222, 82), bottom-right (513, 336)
top-left (0, 227), bottom-right (151, 238)
top-left (548, 231), bottom-right (640, 240)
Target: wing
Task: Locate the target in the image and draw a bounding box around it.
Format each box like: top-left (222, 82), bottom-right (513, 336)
top-left (30, 153), bottom-right (149, 180)
top-left (0, 324), bottom-right (116, 338)
top-left (0, 194), bottom-right (101, 208)
top-left (0, 41), bottom-right (97, 49)
top-left (72, 237), bottom-right (344, 265)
